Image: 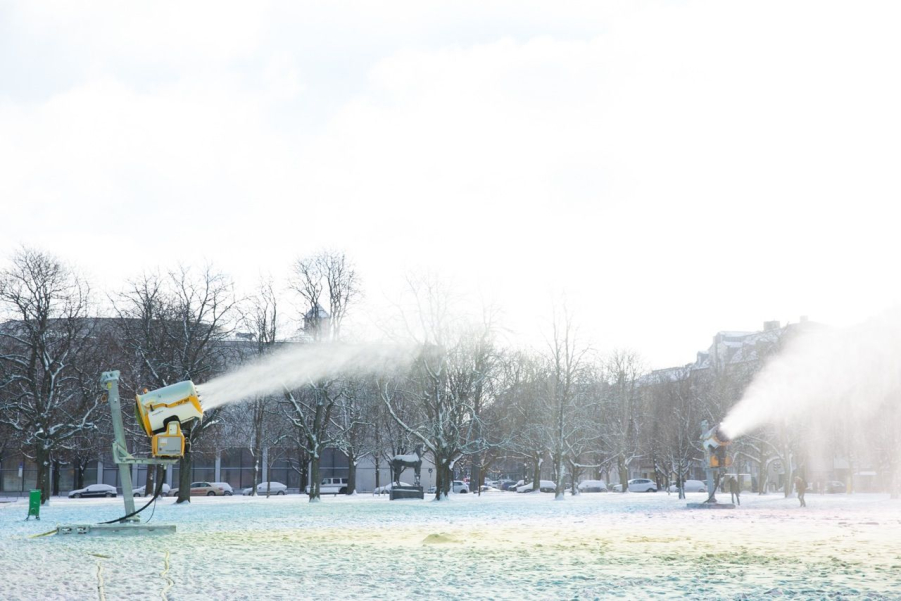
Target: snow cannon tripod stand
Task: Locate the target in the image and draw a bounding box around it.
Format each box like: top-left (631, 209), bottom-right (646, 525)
top-left (57, 371), bottom-right (203, 535)
top-left (687, 420), bottom-right (735, 510)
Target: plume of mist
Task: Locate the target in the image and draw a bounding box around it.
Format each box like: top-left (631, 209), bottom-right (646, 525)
top-left (720, 308), bottom-right (901, 439)
top-left (198, 342), bottom-right (419, 410)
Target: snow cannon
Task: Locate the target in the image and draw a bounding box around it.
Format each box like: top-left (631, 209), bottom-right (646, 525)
top-left (135, 380), bottom-right (203, 458)
top-left (701, 424), bottom-right (732, 468)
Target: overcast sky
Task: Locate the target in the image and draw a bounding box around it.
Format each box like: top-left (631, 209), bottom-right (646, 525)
top-left (2, 1), bottom-right (900, 368)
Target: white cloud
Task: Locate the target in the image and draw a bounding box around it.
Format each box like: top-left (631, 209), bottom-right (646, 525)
top-left (2, 1), bottom-right (901, 366)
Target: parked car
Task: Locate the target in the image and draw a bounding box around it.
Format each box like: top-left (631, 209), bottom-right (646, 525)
top-left (502, 480), bottom-right (523, 491)
top-left (627, 478), bottom-right (657, 492)
top-left (373, 482), bottom-right (412, 495)
top-left (612, 479), bottom-right (658, 492)
top-left (242, 481), bottom-right (288, 496)
top-left (825, 480), bottom-right (846, 493)
top-left (132, 483), bottom-right (171, 497)
top-left (305, 477), bottom-right (349, 495)
top-left (667, 480), bottom-right (706, 493)
top-left (517, 480), bottom-right (556, 493)
top-left (170, 482), bottom-right (233, 497)
top-left (578, 479), bottom-right (608, 493)
top-left (211, 482), bottom-right (234, 495)
top-left (480, 485), bottom-right (500, 493)
top-left (69, 484), bottom-right (117, 498)
top-left (452, 480), bottom-right (469, 494)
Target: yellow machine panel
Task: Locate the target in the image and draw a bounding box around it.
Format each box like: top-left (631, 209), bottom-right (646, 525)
top-left (152, 421), bottom-right (186, 458)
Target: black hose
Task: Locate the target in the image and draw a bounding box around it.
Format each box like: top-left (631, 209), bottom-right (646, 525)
top-left (98, 472), bottom-right (168, 525)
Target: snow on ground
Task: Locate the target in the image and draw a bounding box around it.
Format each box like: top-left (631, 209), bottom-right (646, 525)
top-left (2, 491), bottom-right (901, 600)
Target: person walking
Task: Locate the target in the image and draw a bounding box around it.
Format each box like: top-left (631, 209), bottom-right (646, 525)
top-left (729, 475), bottom-right (741, 506)
top-left (795, 476), bottom-right (807, 507)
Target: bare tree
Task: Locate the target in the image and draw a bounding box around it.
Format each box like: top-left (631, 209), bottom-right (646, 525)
top-left (238, 278), bottom-right (281, 495)
top-left (379, 275), bottom-right (496, 500)
top-left (113, 265), bottom-right (237, 503)
top-left (290, 250), bottom-right (360, 342)
top-left (332, 378), bottom-right (379, 495)
top-left (0, 248), bottom-right (101, 503)
top-left (603, 349), bottom-right (645, 492)
top-left (284, 250), bottom-right (360, 501)
top-left (541, 305), bottom-right (592, 500)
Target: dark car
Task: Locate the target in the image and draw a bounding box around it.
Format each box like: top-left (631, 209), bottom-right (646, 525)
top-left (824, 480), bottom-right (846, 493)
top-left (68, 484), bottom-right (117, 498)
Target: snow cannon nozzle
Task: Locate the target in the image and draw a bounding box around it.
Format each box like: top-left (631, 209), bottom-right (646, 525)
top-left (701, 423), bottom-right (732, 450)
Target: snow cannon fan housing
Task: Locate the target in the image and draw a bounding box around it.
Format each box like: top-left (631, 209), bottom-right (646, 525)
top-left (702, 424), bottom-right (732, 468)
top-left (135, 381), bottom-right (203, 458)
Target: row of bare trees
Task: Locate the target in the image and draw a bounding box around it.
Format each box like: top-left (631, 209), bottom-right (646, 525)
top-left (5, 247), bottom-right (898, 505)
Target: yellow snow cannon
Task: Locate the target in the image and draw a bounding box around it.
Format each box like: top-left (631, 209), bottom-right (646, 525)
top-left (135, 380), bottom-right (203, 458)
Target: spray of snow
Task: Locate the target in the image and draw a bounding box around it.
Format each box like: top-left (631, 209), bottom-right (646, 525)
top-left (720, 308), bottom-right (901, 439)
top-left (198, 342), bottom-right (418, 410)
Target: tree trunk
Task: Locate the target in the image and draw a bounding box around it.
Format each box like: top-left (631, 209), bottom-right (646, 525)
top-left (471, 460), bottom-right (481, 497)
top-left (309, 454), bottom-right (321, 502)
top-left (757, 447), bottom-right (768, 495)
top-left (177, 440), bottom-right (192, 504)
top-left (432, 455), bottom-right (452, 500)
top-left (618, 456), bottom-right (629, 493)
top-left (252, 442), bottom-right (262, 496)
top-left (677, 467), bottom-right (685, 500)
top-left (434, 458), bottom-right (446, 500)
top-left (146, 463), bottom-right (155, 498)
top-left (554, 453), bottom-right (565, 500)
top-left (569, 461), bottom-right (581, 496)
top-left (532, 459), bottom-right (541, 492)
top-left (297, 447), bottom-right (309, 494)
top-left (51, 459), bottom-right (61, 496)
top-left (36, 448), bottom-right (50, 503)
top-left (784, 462), bottom-right (794, 499)
top-left (74, 459), bottom-right (85, 490)
top-left (374, 456), bottom-right (381, 490)
top-left (346, 458), bottom-right (356, 495)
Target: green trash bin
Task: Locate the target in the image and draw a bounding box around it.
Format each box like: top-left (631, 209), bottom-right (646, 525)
top-left (26, 490), bottom-right (41, 521)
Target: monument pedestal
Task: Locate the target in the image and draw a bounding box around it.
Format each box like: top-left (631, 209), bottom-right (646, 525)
top-left (390, 486), bottom-right (424, 500)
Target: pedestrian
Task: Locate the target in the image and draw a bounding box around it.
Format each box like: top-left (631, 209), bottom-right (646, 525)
top-left (795, 476), bottom-right (807, 507)
top-left (729, 475), bottom-right (740, 506)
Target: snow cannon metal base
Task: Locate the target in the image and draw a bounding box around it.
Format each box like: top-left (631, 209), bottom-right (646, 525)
top-left (56, 523), bottom-right (176, 536)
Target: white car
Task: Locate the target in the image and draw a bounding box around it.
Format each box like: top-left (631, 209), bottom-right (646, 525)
top-left (373, 482), bottom-right (412, 495)
top-left (243, 481), bottom-right (288, 495)
top-left (614, 478), bottom-right (657, 492)
top-left (305, 477), bottom-right (349, 495)
top-left (667, 479), bottom-right (706, 493)
top-left (68, 484), bottom-right (117, 498)
top-left (132, 483), bottom-right (171, 497)
top-left (211, 482), bottom-right (234, 495)
top-left (452, 480), bottom-right (469, 494)
top-left (171, 482), bottom-right (233, 497)
top-left (517, 480), bottom-right (557, 493)
top-left (578, 479), bottom-right (608, 493)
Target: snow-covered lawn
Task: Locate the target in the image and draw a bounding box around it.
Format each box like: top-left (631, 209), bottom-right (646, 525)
top-left (2, 491), bottom-right (900, 600)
